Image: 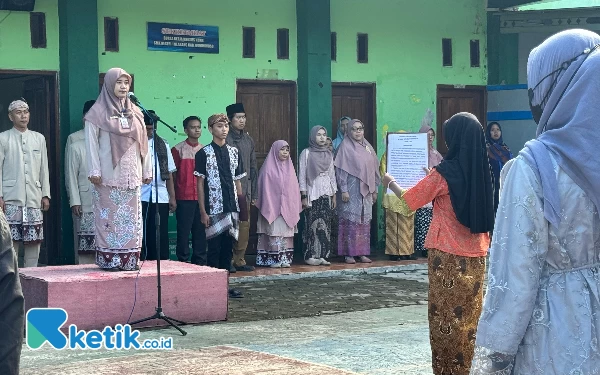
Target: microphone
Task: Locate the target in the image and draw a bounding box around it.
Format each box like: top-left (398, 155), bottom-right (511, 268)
top-left (127, 92), bottom-right (141, 105)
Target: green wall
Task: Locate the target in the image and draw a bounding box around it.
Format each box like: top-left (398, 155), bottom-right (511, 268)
top-left (331, 0), bottom-right (488, 155)
top-left (331, 0), bottom-right (488, 246)
top-left (97, 0), bottom-right (297, 148)
top-left (0, 1), bottom-right (60, 70)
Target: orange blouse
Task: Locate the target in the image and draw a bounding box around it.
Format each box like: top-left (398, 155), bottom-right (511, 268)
top-left (402, 170), bottom-right (489, 257)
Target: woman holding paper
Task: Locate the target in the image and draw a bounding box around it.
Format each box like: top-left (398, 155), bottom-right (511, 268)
top-left (414, 124), bottom-right (444, 258)
top-left (335, 119), bottom-right (380, 264)
top-left (383, 112), bottom-right (494, 375)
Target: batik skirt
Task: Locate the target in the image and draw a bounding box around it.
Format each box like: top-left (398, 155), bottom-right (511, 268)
top-left (302, 196), bottom-right (334, 260)
top-left (384, 209), bottom-right (415, 256)
top-left (92, 185), bottom-right (142, 271)
top-left (415, 207), bottom-right (433, 256)
top-left (256, 215), bottom-right (294, 266)
top-left (428, 248), bottom-right (486, 375)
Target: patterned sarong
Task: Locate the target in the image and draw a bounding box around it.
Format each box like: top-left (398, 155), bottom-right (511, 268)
top-left (4, 204), bottom-right (43, 245)
top-left (206, 212), bottom-right (239, 241)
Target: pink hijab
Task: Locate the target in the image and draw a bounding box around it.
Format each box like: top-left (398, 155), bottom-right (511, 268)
top-left (419, 124), bottom-right (443, 168)
top-left (84, 67), bottom-right (148, 168)
top-left (334, 119), bottom-right (380, 197)
top-left (256, 140), bottom-right (302, 227)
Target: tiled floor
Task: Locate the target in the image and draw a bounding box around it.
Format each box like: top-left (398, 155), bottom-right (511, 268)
top-left (230, 255), bottom-right (427, 280)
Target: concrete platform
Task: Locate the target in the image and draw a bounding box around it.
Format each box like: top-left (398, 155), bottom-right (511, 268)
top-left (19, 261), bottom-right (228, 331)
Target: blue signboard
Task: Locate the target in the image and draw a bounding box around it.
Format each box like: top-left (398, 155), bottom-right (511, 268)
top-left (147, 22), bottom-right (219, 54)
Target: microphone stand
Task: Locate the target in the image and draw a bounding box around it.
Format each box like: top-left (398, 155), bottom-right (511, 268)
top-left (129, 98), bottom-right (187, 336)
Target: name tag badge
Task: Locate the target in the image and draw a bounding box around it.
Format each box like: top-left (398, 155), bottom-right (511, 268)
top-left (119, 117), bottom-right (130, 129)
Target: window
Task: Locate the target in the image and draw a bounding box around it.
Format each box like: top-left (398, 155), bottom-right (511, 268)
top-left (104, 17), bottom-right (119, 52)
top-left (331, 32), bottom-right (337, 61)
top-left (357, 33), bottom-right (368, 63)
top-left (277, 28), bottom-right (289, 59)
top-left (243, 27), bottom-right (255, 58)
top-left (442, 38), bottom-right (453, 67)
top-left (470, 40), bottom-right (480, 67)
top-left (30, 12), bottom-right (47, 49)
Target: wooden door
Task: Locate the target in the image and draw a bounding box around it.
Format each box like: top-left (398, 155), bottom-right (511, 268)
top-left (23, 76), bottom-right (60, 265)
top-left (236, 80), bottom-right (297, 254)
top-left (331, 83), bottom-right (379, 247)
top-left (332, 84), bottom-right (376, 147)
top-left (436, 85), bottom-right (486, 155)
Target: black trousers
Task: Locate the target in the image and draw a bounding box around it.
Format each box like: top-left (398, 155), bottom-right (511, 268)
top-left (175, 200), bottom-right (207, 265)
top-left (207, 232), bottom-right (234, 271)
top-left (141, 201), bottom-right (170, 261)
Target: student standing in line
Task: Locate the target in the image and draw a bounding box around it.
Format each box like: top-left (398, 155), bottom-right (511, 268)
top-left (140, 110), bottom-right (177, 261)
top-left (65, 100), bottom-right (97, 264)
top-left (196, 113), bottom-right (245, 299)
top-left (225, 103), bottom-right (256, 272)
top-left (171, 116), bottom-right (206, 265)
top-left (255, 140), bottom-right (302, 268)
top-left (298, 126), bottom-right (336, 266)
top-left (335, 119), bottom-right (380, 264)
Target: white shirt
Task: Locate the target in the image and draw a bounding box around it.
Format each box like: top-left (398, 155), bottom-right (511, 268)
top-left (141, 137), bottom-right (176, 203)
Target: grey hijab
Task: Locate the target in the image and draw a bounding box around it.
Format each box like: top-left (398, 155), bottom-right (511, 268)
top-left (522, 29), bottom-right (600, 228)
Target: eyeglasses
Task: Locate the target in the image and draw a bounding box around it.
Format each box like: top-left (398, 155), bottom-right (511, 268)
top-left (351, 127), bottom-right (364, 132)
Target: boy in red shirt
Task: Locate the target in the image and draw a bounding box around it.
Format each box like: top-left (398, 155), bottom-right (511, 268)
top-left (171, 116), bottom-right (205, 265)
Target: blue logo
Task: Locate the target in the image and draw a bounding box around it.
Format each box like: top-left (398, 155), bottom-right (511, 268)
top-left (26, 308), bottom-right (68, 349)
top-left (26, 308), bottom-right (173, 350)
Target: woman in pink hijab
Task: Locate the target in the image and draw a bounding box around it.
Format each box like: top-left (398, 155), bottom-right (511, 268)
top-left (335, 119), bottom-right (381, 263)
top-left (255, 140), bottom-right (302, 268)
top-left (85, 67), bottom-right (152, 271)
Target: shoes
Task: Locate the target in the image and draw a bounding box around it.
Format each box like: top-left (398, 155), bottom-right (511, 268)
top-left (389, 255), bottom-right (400, 261)
top-left (229, 264), bottom-right (237, 273)
top-left (408, 254), bottom-right (418, 260)
top-left (281, 262), bottom-right (291, 268)
top-left (359, 256), bottom-right (372, 263)
top-left (319, 258), bottom-right (331, 266)
top-left (305, 258), bottom-right (321, 266)
top-left (345, 256), bottom-right (356, 264)
top-left (228, 288), bottom-right (244, 298)
top-left (270, 262), bottom-right (282, 268)
top-left (235, 265), bottom-right (255, 272)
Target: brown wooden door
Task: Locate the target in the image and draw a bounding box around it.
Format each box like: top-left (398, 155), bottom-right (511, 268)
top-left (23, 76), bottom-right (60, 265)
top-left (332, 84), bottom-right (376, 147)
top-left (331, 83), bottom-right (379, 248)
top-left (436, 85), bottom-right (486, 155)
top-left (236, 81), bottom-right (297, 255)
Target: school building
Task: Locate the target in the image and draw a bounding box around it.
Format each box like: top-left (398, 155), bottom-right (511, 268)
top-left (0, 0), bottom-right (565, 265)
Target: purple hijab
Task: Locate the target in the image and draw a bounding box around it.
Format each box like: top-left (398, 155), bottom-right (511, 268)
top-left (523, 29), bottom-right (600, 228)
top-left (334, 119), bottom-right (380, 197)
top-left (256, 140), bottom-right (302, 227)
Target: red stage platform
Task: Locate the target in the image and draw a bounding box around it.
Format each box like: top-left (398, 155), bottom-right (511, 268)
top-left (19, 261), bottom-right (228, 331)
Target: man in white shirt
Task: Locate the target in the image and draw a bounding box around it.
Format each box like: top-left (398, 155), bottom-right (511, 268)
top-left (0, 100), bottom-right (50, 268)
top-left (65, 100), bottom-right (96, 264)
top-left (141, 110), bottom-right (177, 260)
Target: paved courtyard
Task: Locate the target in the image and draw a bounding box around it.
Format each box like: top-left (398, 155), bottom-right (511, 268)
top-left (20, 265), bottom-right (436, 374)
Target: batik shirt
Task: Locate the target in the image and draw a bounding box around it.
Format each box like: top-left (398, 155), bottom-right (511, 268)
top-left (194, 142), bottom-right (245, 215)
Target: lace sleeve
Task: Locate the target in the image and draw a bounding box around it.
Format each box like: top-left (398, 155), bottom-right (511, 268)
top-left (470, 346), bottom-right (515, 375)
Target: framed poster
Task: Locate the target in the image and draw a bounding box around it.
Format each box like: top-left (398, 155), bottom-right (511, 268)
top-left (386, 132), bottom-right (429, 192)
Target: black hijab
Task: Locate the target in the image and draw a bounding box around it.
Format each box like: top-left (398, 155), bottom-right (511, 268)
top-left (436, 112), bottom-right (494, 234)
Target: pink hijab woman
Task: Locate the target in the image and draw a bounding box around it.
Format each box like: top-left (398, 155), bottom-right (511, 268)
top-left (255, 140), bottom-right (302, 268)
top-left (84, 67), bottom-right (152, 271)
